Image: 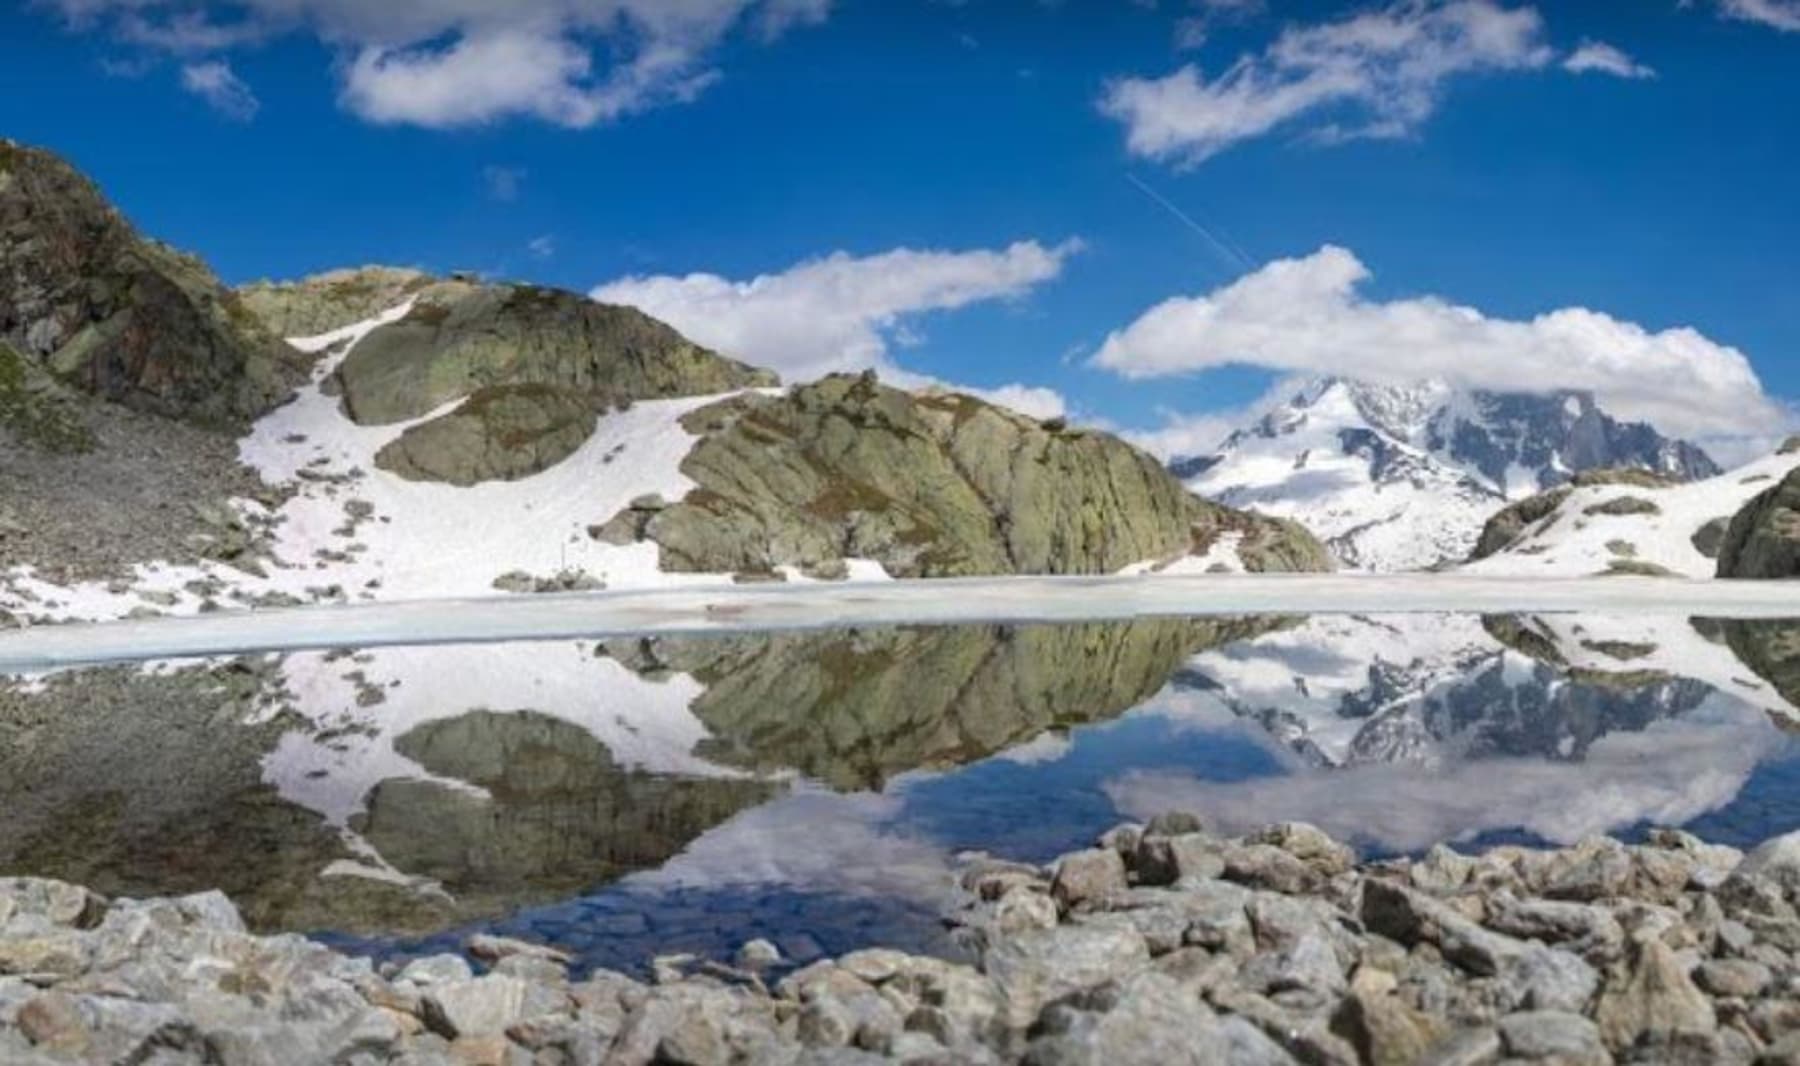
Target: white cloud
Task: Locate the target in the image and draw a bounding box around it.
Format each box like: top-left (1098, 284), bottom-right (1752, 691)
top-left (1123, 376), bottom-right (1307, 460)
top-left (1100, 0), bottom-right (1557, 166)
top-left (1717, 0), bottom-right (1800, 32)
top-left (483, 165), bottom-right (526, 203)
top-left (591, 240), bottom-right (1081, 418)
top-left (1092, 245), bottom-right (1788, 446)
top-left (1174, 0), bottom-right (1266, 50)
top-left (178, 58), bottom-right (258, 120)
top-left (42, 1), bottom-right (831, 129)
top-left (1106, 692), bottom-right (1783, 852)
top-left (1562, 41), bottom-right (1656, 79)
top-left (528, 235), bottom-right (557, 259)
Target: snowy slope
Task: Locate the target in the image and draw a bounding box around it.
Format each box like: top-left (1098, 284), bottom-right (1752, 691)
top-left (1183, 378), bottom-right (1718, 572)
top-left (2, 303), bottom-right (1279, 626)
top-left (1463, 448), bottom-right (1800, 578)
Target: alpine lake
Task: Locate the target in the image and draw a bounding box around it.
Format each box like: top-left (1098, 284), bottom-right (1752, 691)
top-left (4, 611), bottom-right (1799, 979)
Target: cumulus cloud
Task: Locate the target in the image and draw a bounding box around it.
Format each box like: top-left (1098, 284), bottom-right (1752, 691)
top-left (41, 0), bottom-right (831, 129)
top-left (592, 240), bottom-right (1081, 419)
top-left (178, 58), bottom-right (258, 120)
top-left (1717, 0), bottom-right (1800, 32)
top-left (1100, 0), bottom-right (1559, 166)
top-left (1562, 41), bottom-right (1656, 79)
top-left (1092, 245), bottom-right (1788, 447)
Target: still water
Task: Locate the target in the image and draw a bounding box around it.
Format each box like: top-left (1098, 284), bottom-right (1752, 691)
top-left (3, 612), bottom-right (1798, 976)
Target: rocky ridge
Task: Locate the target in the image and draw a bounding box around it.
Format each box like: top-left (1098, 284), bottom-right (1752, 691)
top-left (5, 818), bottom-right (1800, 1064)
top-left (0, 140), bottom-right (304, 429)
top-left (595, 372), bottom-right (1332, 579)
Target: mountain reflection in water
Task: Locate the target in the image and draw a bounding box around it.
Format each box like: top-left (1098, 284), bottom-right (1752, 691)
top-left (2, 612), bottom-right (1798, 973)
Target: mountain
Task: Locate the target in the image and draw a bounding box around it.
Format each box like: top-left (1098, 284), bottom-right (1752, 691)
top-left (0, 140), bottom-right (304, 429)
top-left (1465, 440), bottom-right (1800, 578)
top-left (0, 145), bottom-right (1330, 628)
top-left (1180, 377), bottom-right (1720, 571)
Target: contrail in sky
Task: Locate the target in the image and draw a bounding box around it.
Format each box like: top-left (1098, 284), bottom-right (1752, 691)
top-left (1124, 172), bottom-right (1253, 276)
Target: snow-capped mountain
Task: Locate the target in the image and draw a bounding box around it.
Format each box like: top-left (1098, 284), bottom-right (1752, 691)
top-left (1178, 378), bottom-right (1720, 571)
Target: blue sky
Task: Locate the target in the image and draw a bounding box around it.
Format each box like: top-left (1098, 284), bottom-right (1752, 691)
top-left (3, 0), bottom-right (1797, 458)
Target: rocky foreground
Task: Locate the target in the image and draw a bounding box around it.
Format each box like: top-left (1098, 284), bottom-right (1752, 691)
top-left (6, 819), bottom-right (1800, 1065)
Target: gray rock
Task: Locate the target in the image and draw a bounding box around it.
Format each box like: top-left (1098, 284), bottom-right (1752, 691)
top-left (1051, 849), bottom-right (1128, 910)
top-left (1734, 831), bottom-right (1800, 900)
top-left (1133, 832), bottom-right (1226, 886)
top-left (397, 954), bottom-right (475, 988)
top-left (1225, 844), bottom-right (1328, 896)
top-left (1249, 822), bottom-right (1357, 878)
top-left (983, 923), bottom-right (1150, 1029)
top-left (1694, 959), bottom-right (1770, 999)
top-left (421, 975), bottom-right (567, 1038)
top-left (1024, 973), bottom-right (1242, 1066)
top-left (1593, 936), bottom-right (1716, 1051)
top-left (1498, 1010), bottom-right (1609, 1064)
top-left (1361, 879), bottom-right (1527, 977)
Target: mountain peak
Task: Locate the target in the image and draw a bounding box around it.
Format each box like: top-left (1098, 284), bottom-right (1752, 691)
top-left (1179, 376), bottom-right (1720, 571)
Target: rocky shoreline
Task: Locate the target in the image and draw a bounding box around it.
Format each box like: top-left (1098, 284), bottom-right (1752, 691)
top-left (5, 818), bottom-right (1800, 1064)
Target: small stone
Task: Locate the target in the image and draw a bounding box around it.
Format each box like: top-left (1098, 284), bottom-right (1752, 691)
top-left (16, 993), bottom-right (89, 1055)
top-left (1225, 844), bottom-right (1327, 896)
top-left (1144, 811), bottom-right (1208, 837)
top-left (737, 939), bottom-right (782, 971)
top-left (1695, 959), bottom-right (1771, 999)
top-left (1498, 1010), bottom-right (1608, 1065)
top-left (422, 975), bottom-right (566, 1039)
top-left (1051, 848), bottom-right (1128, 910)
top-left (1594, 936), bottom-right (1717, 1051)
top-left (990, 885), bottom-right (1059, 934)
top-left (466, 934), bottom-right (571, 966)
top-left (398, 954), bottom-right (475, 987)
top-left (1134, 832), bottom-right (1227, 887)
top-left (1332, 967), bottom-right (1447, 1066)
top-left (1250, 822), bottom-right (1356, 877)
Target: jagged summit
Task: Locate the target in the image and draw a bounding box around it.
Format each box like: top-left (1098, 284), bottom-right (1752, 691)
top-left (1180, 376), bottom-right (1720, 571)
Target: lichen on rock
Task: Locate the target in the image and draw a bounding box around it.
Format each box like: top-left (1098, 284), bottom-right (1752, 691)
top-left (604, 372), bottom-right (1331, 578)
top-left (334, 282), bottom-right (776, 428)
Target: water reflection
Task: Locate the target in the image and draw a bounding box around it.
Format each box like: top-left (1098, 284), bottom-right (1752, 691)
top-left (2, 613), bottom-right (1798, 973)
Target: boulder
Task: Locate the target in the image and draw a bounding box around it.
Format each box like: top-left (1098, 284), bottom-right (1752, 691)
top-left (333, 282), bottom-right (775, 426)
top-left (374, 383), bottom-right (598, 485)
top-left (1717, 468), bottom-right (1800, 578)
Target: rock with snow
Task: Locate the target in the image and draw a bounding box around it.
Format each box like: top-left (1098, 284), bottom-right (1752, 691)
top-left (1464, 441), bottom-right (1800, 578)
